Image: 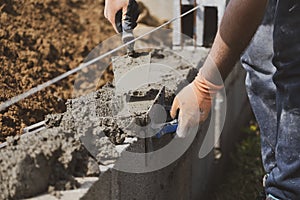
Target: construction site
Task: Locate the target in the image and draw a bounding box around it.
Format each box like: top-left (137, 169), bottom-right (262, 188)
top-left (0, 0), bottom-right (264, 199)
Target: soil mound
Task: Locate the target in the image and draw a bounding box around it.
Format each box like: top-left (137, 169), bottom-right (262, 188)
top-left (0, 0), bottom-right (115, 140)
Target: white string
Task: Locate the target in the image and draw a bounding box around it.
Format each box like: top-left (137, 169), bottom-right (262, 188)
top-left (0, 5), bottom-right (200, 111)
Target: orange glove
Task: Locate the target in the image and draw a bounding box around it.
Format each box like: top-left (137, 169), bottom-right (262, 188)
top-left (170, 67), bottom-right (223, 138)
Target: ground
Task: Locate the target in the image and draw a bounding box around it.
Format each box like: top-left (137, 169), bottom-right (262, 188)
top-left (210, 120), bottom-right (265, 200)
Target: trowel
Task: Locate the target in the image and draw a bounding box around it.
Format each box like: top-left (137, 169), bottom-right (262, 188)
top-left (122, 29), bottom-right (135, 56)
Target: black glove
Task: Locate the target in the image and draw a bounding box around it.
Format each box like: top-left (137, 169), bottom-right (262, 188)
top-left (115, 0), bottom-right (139, 33)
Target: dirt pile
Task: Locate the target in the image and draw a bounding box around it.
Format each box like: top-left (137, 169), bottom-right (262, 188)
top-left (0, 0), bottom-right (115, 140)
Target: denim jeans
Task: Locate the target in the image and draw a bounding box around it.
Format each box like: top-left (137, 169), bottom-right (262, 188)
top-left (241, 0), bottom-right (300, 199)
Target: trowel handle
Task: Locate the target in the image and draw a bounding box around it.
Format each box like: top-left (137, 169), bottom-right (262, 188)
top-left (115, 10), bottom-right (123, 33)
top-left (156, 122), bottom-right (178, 139)
top-left (114, 0), bottom-right (139, 33)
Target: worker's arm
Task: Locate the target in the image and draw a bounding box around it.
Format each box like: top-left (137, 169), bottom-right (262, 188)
top-left (171, 0), bottom-right (268, 137)
top-left (104, 0), bottom-right (139, 33)
top-left (211, 0), bottom-right (268, 80)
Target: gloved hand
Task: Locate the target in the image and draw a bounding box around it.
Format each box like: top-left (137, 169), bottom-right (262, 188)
top-left (170, 67), bottom-right (223, 138)
top-left (104, 0), bottom-right (139, 33)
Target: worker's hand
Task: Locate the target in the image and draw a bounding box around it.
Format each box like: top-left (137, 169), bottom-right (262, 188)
top-left (170, 68), bottom-right (223, 138)
top-left (104, 0), bottom-right (139, 33)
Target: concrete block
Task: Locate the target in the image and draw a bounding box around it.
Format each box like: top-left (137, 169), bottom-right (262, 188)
top-left (195, 0), bottom-right (226, 46)
top-left (172, 0), bottom-right (182, 48)
top-left (172, 0), bottom-right (226, 48)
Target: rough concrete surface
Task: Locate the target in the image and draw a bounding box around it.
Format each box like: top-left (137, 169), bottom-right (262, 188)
top-left (80, 49), bottom-right (203, 200)
top-left (0, 49), bottom-right (204, 199)
top-left (0, 48), bottom-right (251, 200)
top-left (0, 128), bottom-right (88, 199)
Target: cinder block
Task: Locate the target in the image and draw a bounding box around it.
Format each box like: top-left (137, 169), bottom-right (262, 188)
top-left (195, 0), bottom-right (226, 47)
top-left (173, 0), bottom-right (226, 48)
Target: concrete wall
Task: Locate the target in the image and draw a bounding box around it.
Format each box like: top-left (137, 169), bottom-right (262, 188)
top-left (80, 50), bottom-right (251, 200)
top-left (21, 51), bottom-right (250, 200)
top-left (192, 63), bottom-right (252, 199)
top-left (80, 1), bottom-right (250, 199)
top-left (94, 1), bottom-right (250, 198)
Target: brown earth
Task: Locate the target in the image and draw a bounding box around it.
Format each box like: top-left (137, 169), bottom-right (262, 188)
top-left (0, 0), bottom-right (116, 141)
top-left (0, 0), bottom-right (165, 142)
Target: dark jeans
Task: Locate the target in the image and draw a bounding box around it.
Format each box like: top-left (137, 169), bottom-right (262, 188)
top-left (241, 0), bottom-right (300, 199)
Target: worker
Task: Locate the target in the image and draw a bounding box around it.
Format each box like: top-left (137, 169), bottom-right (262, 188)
top-left (104, 0), bottom-right (300, 199)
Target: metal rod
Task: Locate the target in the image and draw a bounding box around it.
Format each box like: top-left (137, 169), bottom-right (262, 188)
top-left (23, 120), bottom-right (46, 133)
top-left (0, 142), bottom-right (7, 149)
top-left (0, 120), bottom-right (47, 149)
